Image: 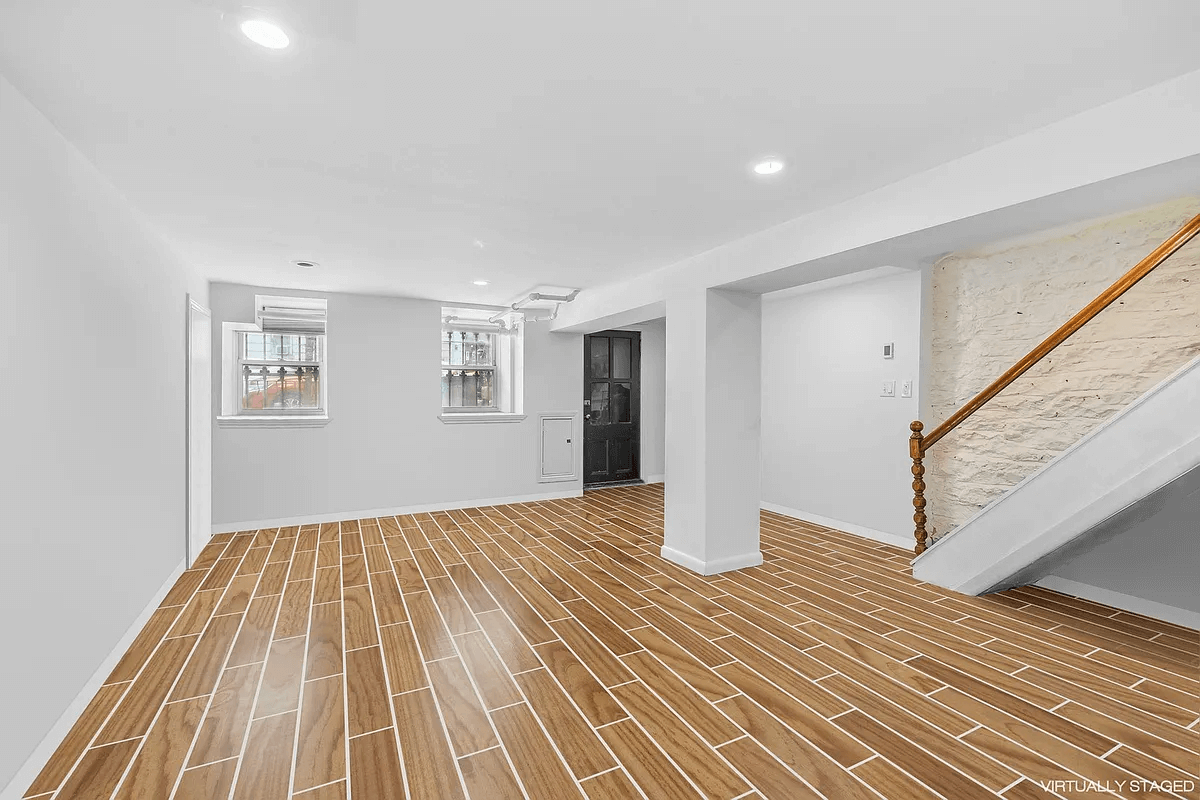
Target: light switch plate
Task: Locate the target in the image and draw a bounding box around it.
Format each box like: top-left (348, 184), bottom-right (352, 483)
top-left (881, 380), bottom-right (896, 397)
top-left (900, 380), bottom-right (913, 398)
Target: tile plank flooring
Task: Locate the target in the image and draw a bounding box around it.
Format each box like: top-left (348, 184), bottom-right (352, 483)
top-left (26, 484), bottom-right (1200, 799)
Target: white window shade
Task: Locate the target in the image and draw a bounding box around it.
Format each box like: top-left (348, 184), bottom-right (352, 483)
top-left (255, 295), bottom-right (328, 335)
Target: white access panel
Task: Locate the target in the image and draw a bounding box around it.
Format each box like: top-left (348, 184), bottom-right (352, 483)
top-left (539, 413), bottom-right (578, 483)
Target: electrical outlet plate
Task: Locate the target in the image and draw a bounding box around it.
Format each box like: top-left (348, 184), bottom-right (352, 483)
top-left (900, 380), bottom-right (913, 398)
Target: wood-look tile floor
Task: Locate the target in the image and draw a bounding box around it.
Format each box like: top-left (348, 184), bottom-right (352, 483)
top-left (26, 484), bottom-right (1200, 800)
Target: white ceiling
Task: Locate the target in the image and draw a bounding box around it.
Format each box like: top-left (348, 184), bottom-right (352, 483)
top-left (3, 0), bottom-right (1199, 303)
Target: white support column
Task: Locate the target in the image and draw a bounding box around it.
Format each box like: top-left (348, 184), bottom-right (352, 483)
top-left (662, 287), bottom-right (762, 575)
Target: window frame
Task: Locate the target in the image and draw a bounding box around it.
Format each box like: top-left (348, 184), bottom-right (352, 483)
top-left (236, 332), bottom-right (327, 416)
top-left (441, 328), bottom-right (500, 412)
top-left (438, 310), bottom-right (525, 423)
top-left (218, 321), bottom-right (331, 428)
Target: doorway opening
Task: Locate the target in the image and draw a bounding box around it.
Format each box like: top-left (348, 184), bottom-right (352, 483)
top-left (583, 330), bottom-right (641, 486)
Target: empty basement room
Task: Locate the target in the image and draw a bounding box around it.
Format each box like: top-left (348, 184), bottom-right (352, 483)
top-left (4, 3), bottom-right (1200, 800)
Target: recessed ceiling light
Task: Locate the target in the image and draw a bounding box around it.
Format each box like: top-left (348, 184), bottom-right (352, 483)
top-left (753, 159), bottom-right (785, 175)
top-left (473, 280), bottom-right (490, 286)
top-left (292, 260), bottom-right (318, 269)
top-left (241, 19), bottom-right (290, 49)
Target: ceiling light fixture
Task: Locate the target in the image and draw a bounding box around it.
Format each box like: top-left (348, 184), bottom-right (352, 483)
top-left (241, 19), bottom-right (290, 49)
top-left (473, 280), bottom-right (490, 286)
top-left (753, 158), bottom-right (785, 175)
top-left (292, 260), bottom-right (318, 269)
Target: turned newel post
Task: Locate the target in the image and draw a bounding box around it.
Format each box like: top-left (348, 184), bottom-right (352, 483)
top-left (910, 421), bottom-right (928, 555)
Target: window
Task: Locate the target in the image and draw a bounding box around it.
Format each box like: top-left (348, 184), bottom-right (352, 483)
top-left (219, 295), bottom-right (329, 427)
top-left (239, 333), bottom-right (323, 412)
top-left (441, 329), bottom-right (497, 409)
top-left (440, 307), bottom-right (524, 422)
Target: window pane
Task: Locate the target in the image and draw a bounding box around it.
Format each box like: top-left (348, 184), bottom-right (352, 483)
top-left (480, 333), bottom-right (494, 366)
top-left (241, 365), bottom-right (321, 410)
top-left (244, 333), bottom-right (265, 360)
top-left (613, 337), bottom-right (631, 380)
top-left (300, 367), bottom-right (321, 407)
top-left (614, 382), bottom-right (631, 422)
top-left (268, 371), bottom-right (279, 407)
top-left (243, 366), bottom-right (266, 409)
top-left (442, 368), bottom-right (496, 408)
top-left (463, 371), bottom-right (478, 407)
top-left (590, 337), bottom-right (609, 378)
top-left (243, 333), bottom-right (321, 363)
top-left (441, 329), bottom-right (499, 408)
top-left (302, 336), bottom-right (320, 362)
top-left (479, 369), bottom-right (492, 407)
top-left (589, 382), bottom-right (609, 424)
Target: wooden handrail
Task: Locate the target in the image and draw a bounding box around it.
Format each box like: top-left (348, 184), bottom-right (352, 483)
top-left (909, 212), bottom-right (1200, 555)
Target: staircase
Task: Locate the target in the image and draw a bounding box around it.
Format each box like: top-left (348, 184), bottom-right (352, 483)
top-left (907, 214), bottom-right (1200, 621)
top-left (912, 355), bottom-right (1200, 592)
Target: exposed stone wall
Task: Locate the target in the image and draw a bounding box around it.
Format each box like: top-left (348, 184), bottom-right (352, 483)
top-left (927, 198), bottom-right (1200, 538)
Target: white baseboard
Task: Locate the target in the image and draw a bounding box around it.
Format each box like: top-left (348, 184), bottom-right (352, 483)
top-left (1, 559), bottom-right (187, 800)
top-left (642, 474), bottom-right (665, 485)
top-left (1035, 575), bottom-right (1200, 631)
top-left (660, 545), bottom-right (763, 576)
top-left (761, 501), bottom-right (913, 551)
top-left (212, 487), bottom-right (585, 533)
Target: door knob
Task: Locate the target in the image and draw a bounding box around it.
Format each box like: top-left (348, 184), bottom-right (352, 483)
top-left (585, 414), bottom-right (591, 420)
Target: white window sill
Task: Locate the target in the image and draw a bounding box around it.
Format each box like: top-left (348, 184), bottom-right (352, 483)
top-left (217, 415), bottom-right (331, 429)
top-left (439, 412), bottom-right (527, 425)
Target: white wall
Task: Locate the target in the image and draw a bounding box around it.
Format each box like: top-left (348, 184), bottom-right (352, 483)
top-left (619, 319), bottom-right (666, 482)
top-left (761, 271), bottom-right (922, 543)
top-left (210, 283), bottom-right (583, 527)
top-left (1040, 482), bottom-right (1200, 620)
top-left (0, 76), bottom-right (205, 792)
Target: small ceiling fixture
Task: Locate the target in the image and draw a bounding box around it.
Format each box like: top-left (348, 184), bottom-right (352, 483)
top-left (753, 158), bottom-right (785, 175)
top-left (292, 260), bottom-right (318, 269)
top-left (473, 280), bottom-right (490, 286)
top-left (241, 19), bottom-right (290, 49)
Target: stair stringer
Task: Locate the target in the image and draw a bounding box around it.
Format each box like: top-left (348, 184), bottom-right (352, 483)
top-left (911, 355), bottom-right (1200, 595)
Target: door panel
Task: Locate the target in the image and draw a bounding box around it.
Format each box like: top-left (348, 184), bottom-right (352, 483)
top-left (590, 336), bottom-right (610, 377)
top-left (589, 382), bottom-right (610, 424)
top-left (583, 330), bottom-right (640, 485)
top-left (585, 440), bottom-right (610, 478)
top-left (613, 382), bottom-right (631, 423)
top-left (187, 297), bottom-right (212, 566)
top-left (611, 439), bottom-right (633, 474)
top-left (612, 337), bottom-right (631, 380)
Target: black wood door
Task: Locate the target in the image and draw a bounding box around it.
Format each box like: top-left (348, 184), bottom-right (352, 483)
top-left (583, 330), bottom-right (640, 485)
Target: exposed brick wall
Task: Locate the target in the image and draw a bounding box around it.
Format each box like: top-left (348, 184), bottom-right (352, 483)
top-left (927, 198), bottom-right (1200, 538)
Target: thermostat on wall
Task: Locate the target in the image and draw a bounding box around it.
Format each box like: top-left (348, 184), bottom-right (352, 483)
top-left (883, 342), bottom-right (895, 359)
